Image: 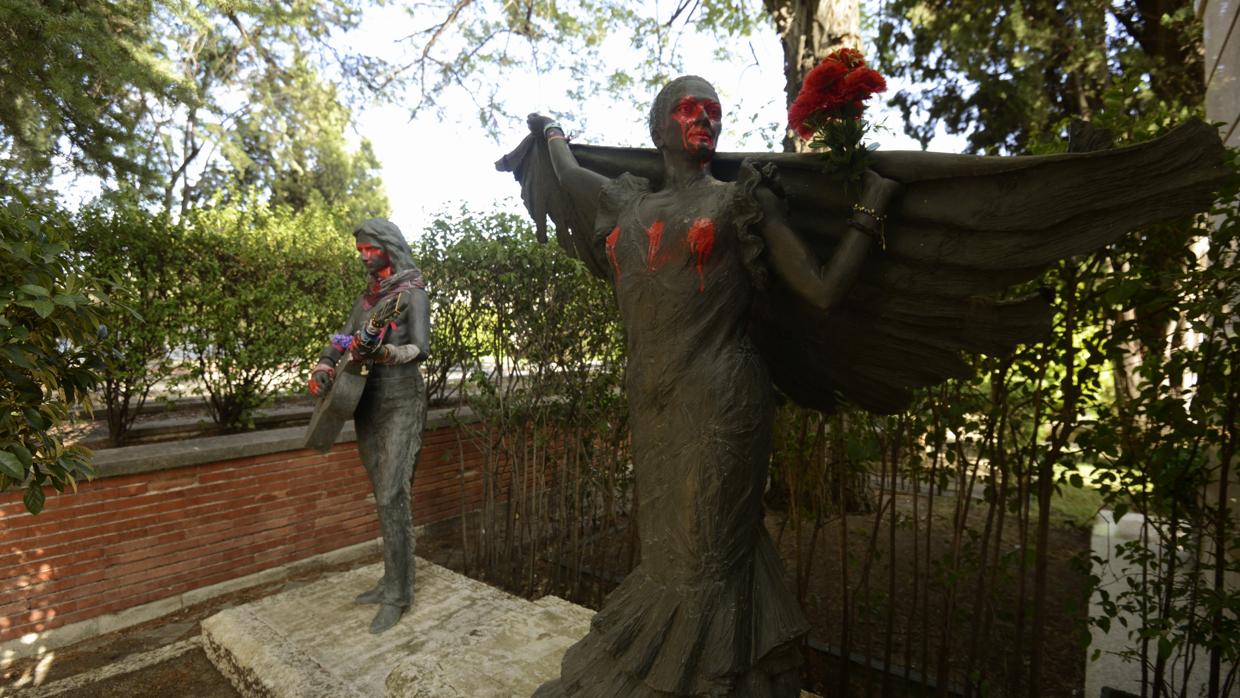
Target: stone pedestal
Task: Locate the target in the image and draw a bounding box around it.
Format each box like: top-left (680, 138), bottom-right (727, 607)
top-left (202, 558), bottom-right (589, 697)
top-left (384, 594), bottom-right (591, 697)
top-left (202, 557), bottom-right (823, 697)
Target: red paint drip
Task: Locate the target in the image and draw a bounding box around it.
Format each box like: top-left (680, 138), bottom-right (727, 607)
top-left (606, 226), bottom-right (622, 280)
top-left (687, 217), bottom-right (716, 291)
top-left (645, 220), bottom-right (665, 271)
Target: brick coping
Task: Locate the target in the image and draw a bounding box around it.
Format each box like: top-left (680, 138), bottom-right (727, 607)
top-left (88, 406), bottom-right (477, 481)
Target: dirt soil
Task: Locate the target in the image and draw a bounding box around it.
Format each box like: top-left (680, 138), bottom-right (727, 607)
top-left (771, 491), bottom-right (1092, 697)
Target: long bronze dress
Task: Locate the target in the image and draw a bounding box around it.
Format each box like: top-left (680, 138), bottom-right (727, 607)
top-left (535, 163), bottom-right (808, 697)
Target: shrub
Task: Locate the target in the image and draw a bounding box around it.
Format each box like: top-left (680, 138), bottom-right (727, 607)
top-left (0, 192), bottom-right (107, 513)
top-left (176, 192), bottom-right (358, 429)
top-left (74, 201), bottom-right (183, 445)
top-left (417, 207), bottom-right (630, 599)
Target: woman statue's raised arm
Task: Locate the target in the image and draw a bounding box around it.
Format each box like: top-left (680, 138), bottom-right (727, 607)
top-left (528, 113), bottom-right (609, 214)
top-left (760, 169), bottom-right (901, 312)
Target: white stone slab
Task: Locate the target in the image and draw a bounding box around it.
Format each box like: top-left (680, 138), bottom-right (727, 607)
top-left (201, 558), bottom-right (592, 698)
top-left (384, 595), bottom-right (593, 698)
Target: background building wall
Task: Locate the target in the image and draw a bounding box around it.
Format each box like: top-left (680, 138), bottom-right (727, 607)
top-left (1203, 0), bottom-right (1239, 145)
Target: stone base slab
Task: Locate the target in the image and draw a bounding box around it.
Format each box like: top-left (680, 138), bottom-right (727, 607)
top-left (202, 557), bottom-right (824, 698)
top-left (201, 558), bottom-right (591, 698)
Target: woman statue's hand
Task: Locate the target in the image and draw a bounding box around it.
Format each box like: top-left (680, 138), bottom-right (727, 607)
top-left (527, 113), bottom-right (563, 138)
top-left (859, 170), bottom-right (902, 213)
top-left (849, 170), bottom-right (903, 246)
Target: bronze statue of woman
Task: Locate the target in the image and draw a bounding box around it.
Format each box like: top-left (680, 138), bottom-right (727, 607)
top-left (499, 75), bottom-right (1224, 697)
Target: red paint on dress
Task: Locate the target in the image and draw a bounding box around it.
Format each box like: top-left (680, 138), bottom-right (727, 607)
top-left (687, 217), bottom-right (717, 291)
top-left (645, 220), bottom-right (665, 271)
top-left (606, 226), bottom-right (622, 280)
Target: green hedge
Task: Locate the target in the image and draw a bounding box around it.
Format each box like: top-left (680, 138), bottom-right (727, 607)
top-left (75, 202), bottom-right (183, 445)
top-left (74, 193), bottom-right (359, 439)
top-left (177, 193), bottom-right (357, 429)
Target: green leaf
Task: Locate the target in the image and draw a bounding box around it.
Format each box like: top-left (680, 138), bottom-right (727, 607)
top-left (24, 483), bottom-right (45, 514)
top-left (20, 284), bottom-right (50, 297)
top-left (11, 444), bottom-right (32, 467)
top-left (23, 408), bottom-right (47, 430)
top-left (31, 299), bottom-right (54, 318)
top-left (0, 452), bottom-right (23, 480)
top-left (0, 346), bottom-right (34, 369)
top-left (1113, 502), bottom-right (1129, 523)
top-left (1157, 635), bottom-right (1173, 661)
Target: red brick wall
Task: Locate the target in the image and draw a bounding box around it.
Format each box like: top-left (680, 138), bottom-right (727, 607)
top-left (0, 423), bottom-right (484, 644)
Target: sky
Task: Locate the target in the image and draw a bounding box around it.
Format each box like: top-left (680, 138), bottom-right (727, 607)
top-left (332, 2), bottom-right (968, 238)
top-left (48, 2), bottom-right (967, 235)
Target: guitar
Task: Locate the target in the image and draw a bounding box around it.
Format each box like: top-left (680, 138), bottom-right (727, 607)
top-left (302, 294), bottom-right (403, 453)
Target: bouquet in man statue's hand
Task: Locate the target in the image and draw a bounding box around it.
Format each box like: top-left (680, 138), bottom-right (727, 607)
top-left (787, 48), bottom-right (887, 188)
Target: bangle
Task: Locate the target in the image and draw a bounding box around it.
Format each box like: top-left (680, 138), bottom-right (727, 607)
top-left (547, 133), bottom-right (567, 143)
top-left (851, 203), bottom-right (887, 250)
top-left (543, 120), bottom-right (564, 136)
top-left (852, 204), bottom-right (885, 222)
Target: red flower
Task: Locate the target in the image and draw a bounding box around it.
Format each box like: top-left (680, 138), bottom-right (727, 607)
top-left (802, 59), bottom-right (848, 99)
top-left (830, 47), bottom-right (865, 69)
top-left (787, 48), bottom-right (887, 140)
top-left (840, 68), bottom-right (886, 103)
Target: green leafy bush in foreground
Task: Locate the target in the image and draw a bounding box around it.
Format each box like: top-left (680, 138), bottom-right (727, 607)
top-left (0, 194), bottom-right (107, 513)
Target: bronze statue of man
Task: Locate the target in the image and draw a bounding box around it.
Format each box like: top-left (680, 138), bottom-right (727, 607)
top-left (308, 218), bottom-right (430, 634)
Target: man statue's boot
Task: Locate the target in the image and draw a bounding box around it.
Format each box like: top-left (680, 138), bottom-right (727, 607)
top-left (369, 603), bottom-right (405, 634)
top-left (354, 581), bottom-right (383, 605)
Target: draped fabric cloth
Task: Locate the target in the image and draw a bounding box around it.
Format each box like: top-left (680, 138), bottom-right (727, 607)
top-left (498, 120), bottom-right (1227, 415)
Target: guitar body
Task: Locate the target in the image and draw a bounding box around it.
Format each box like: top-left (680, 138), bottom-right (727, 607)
top-left (303, 355), bottom-right (368, 453)
top-left (303, 292), bottom-right (405, 453)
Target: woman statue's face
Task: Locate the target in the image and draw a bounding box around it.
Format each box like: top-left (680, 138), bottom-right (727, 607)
top-left (356, 240), bottom-right (391, 276)
top-left (658, 82), bottom-right (722, 159)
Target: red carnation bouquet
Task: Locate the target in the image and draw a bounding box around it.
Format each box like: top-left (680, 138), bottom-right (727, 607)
top-left (787, 48), bottom-right (887, 185)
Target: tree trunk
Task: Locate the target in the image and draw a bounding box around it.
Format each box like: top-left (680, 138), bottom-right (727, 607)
top-left (762, 0), bottom-right (860, 152)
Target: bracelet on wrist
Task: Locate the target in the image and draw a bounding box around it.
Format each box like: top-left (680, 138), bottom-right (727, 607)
top-left (851, 203), bottom-right (887, 250)
top-left (543, 121), bottom-right (566, 141)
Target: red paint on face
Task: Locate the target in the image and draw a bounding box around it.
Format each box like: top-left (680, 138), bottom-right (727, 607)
top-left (606, 226), bottom-right (622, 280)
top-left (671, 96), bottom-right (722, 155)
top-left (687, 217), bottom-right (716, 291)
top-left (645, 220), bottom-right (665, 271)
top-left (357, 242), bottom-right (392, 292)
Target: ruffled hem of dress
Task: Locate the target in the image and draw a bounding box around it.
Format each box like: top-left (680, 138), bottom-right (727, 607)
top-left (731, 159), bottom-right (782, 290)
top-left (536, 528), bottom-right (808, 697)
